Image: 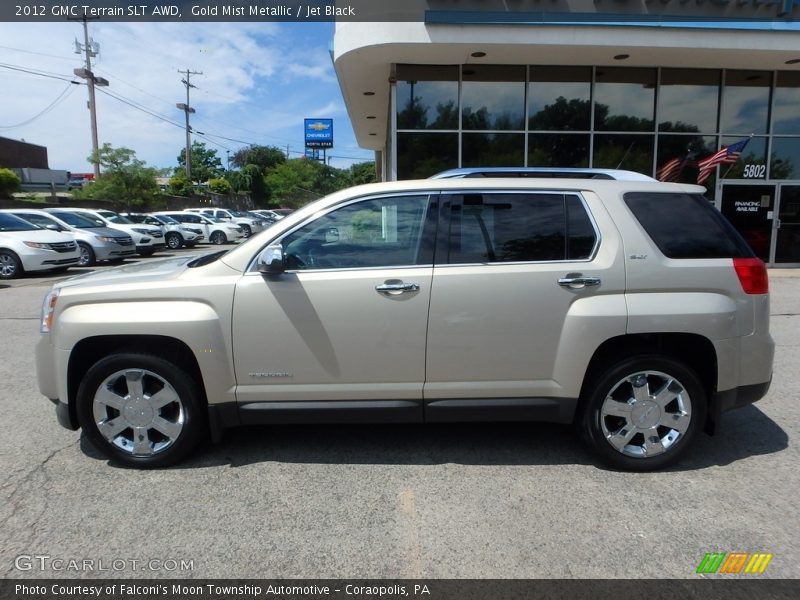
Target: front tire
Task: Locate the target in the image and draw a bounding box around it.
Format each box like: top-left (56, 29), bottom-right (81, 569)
top-left (0, 250), bottom-right (22, 279)
top-left (165, 232), bottom-right (183, 250)
top-left (77, 242), bottom-right (95, 267)
top-left (579, 356), bottom-right (706, 471)
top-left (240, 224), bottom-right (252, 238)
top-left (210, 231), bottom-right (227, 245)
top-left (76, 353), bottom-right (206, 468)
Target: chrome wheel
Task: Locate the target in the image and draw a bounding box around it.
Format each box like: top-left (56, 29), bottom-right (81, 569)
top-left (92, 368), bottom-right (185, 457)
top-left (600, 370), bottom-right (692, 458)
top-left (210, 231), bottom-right (226, 245)
top-left (166, 233), bottom-right (182, 249)
top-left (0, 252), bottom-right (20, 278)
top-left (78, 245), bottom-right (93, 267)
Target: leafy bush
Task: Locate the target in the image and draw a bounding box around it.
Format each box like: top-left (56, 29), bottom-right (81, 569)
top-left (168, 173), bottom-right (194, 197)
top-left (208, 177), bottom-right (232, 195)
top-left (0, 168), bottom-right (21, 198)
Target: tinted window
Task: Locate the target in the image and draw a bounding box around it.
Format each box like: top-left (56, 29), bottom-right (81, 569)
top-left (0, 213), bottom-right (39, 231)
top-left (624, 192), bottom-right (754, 259)
top-left (15, 213), bottom-right (57, 229)
top-left (49, 211), bottom-right (101, 228)
top-left (447, 193), bottom-right (595, 264)
top-left (282, 196), bottom-right (432, 270)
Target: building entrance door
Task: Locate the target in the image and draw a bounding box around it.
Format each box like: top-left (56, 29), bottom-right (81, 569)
top-left (720, 184), bottom-right (775, 262)
top-left (774, 185), bottom-right (800, 265)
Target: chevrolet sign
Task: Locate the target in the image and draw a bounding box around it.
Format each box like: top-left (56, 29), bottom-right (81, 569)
top-left (305, 119), bottom-right (334, 149)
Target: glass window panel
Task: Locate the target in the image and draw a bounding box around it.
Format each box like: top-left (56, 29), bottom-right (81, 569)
top-left (528, 133), bottom-right (590, 168)
top-left (448, 193), bottom-right (566, 263)
top-left (771, 138), bottom-right (800, 180)
top-left (282, 196), bottom-right (430, 270)
top-left (721, 70), bottom-right (771, 135)
top-left (462, 133), bottom-right (525, 167)
top-left (592, 134), bottom-right (654, 175)
top-left (528, 66), bottom-right (591, 131)
top-left (719, 136), bottom-right (767, 180)
top-left (397, 132), bottom-right (458, 179)
top-left (461, 65), bottom-right (526, 130)
top-left (594, 68), bottom-right (656, 131)
top-left (656, 134), bottom-right (717, 184)
top-left (658, 69), bottom-right (720, 133)
top-left (566, 195), bottom-right (597, 260)
top-left (773, 72), bottom-right (800, 135)
top-left (396, 65), bottom-right (459, 130)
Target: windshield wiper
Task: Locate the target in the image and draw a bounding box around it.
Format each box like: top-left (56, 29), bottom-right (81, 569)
top-left (187, 250), bottom-right (227, 268)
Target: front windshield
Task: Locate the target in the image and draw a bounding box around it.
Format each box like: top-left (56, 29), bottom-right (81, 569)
top-left (231, 211), bottom-right (249, 217)
top-left (49, 211), bottom-right (102, 229)
top-left (100, 211), bottom-right (134, 225)
top-left (0, 213), bottom-right (41, 232)
top-left (156, 215), bottom-right (179, 224)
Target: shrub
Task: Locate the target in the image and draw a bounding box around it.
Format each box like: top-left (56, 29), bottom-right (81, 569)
top-left (208, 177), bottom-right (232, 195)
top-left (0, 168), bottom-right (21, 198)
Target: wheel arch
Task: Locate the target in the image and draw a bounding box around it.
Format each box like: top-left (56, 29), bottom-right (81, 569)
top-left (66, 334), bottom-right (208, 429)
top-left (578, 332), bottom-right (718, 431)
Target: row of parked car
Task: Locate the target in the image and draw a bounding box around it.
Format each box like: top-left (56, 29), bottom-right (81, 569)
top-left (0, 206), bottom-right (289, 279)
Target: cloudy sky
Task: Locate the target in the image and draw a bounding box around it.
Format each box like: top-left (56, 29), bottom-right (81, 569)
top-left (0, 21), bottom-right (372, 173)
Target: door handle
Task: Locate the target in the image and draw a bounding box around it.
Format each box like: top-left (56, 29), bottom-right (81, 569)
top-left (558, 274), bottom-right (601, 289)
top-left (375, 281), bottom-right (420, 295)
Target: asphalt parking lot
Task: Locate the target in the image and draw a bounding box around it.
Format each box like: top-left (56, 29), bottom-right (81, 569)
top-left (0, 255), bottom-right (798, 579)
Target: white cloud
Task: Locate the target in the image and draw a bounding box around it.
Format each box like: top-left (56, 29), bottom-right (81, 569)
top-left (0, 22), bottom-right (372, 172)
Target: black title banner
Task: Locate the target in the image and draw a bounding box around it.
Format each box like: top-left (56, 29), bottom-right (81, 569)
top-left (2, 1), bottom-right (799, 23)
top-left (2, 580), bottom-right (799, 600)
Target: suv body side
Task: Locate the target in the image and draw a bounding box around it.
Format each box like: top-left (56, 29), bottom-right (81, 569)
top-left (35, 178), bottom-right (774, 468)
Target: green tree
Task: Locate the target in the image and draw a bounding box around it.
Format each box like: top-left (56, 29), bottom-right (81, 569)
top-left (264, 158), bottom-right (347, 208)
top-left (168, 172), bottom-right (193, 196)
top-left (176, 141), bottom-right (223, 183)
top-left (0, 167), bottom-right (21, 198)
top-left (346, 161), bottom-right (377, 186)
top-left (79, 144), bottom-right (158, 210)
top-left (230, 145), bottom-right (286, 172)
top-left (241, 164), bottom-right (268, 206)
top-left (208, 177), bottom-right (232, 195)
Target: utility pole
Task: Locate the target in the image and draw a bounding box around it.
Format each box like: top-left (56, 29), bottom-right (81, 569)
top-left (177, 69), bottom-right (202, 180)
top-left (69, 12), bottom-right (108, 179)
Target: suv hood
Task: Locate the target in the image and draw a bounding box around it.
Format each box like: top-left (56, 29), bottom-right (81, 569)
top-left (54, 254), bottom-right (198, 290)
top-left (0, 229), bottom-right (76, 244)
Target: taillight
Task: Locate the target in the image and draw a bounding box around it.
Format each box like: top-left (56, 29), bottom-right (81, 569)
top-left (733, 257), bottom-right (769, 294)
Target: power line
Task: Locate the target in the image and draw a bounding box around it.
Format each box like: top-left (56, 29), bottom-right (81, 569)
top-left (0, 62), bottom-right (76, 83)
top-left (0, 82), bottom-right (78, 129)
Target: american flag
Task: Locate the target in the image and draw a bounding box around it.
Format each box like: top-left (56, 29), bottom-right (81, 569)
top-left (697, 138), bottom-right (750, 185)
top-left (656, 154), bottom-right (697, 182)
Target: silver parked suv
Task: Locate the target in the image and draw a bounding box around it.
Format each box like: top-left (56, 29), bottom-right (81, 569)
top-left (35, 173), bottom-right (773, 469)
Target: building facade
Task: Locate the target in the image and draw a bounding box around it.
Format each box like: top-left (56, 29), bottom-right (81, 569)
top-left (333, 1), bottom-right (800, 265)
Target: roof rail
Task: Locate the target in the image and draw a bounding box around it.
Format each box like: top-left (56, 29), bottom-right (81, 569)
top-left (430, 167), bottom-right (656, 181)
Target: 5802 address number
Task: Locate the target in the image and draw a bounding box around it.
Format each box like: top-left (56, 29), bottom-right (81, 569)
top-left (742, 164), bottom-right (766, 178)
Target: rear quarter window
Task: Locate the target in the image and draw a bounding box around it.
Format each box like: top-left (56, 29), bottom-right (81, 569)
top-left (624, 192), bottom-right (754, 259)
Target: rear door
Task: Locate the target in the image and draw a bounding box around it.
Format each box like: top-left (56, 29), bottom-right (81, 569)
top-left (424, 190), bottom-right (626, 417)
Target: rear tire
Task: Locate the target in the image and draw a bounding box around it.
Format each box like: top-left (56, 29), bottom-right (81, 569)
top-left (76, 353), bottom-right (206, 468)
top-left (579, 355), bottom-right (706, 471)
top-left (240, 225), bottom-right (252, 238)
top-left (0, 250), bottom-right (22, 279)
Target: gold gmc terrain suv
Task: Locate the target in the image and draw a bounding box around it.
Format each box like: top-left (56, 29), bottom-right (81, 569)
top-left (36, 174), bottom-right (774, 470)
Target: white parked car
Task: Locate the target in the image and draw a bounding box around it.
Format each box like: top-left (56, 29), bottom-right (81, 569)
top-left (0, 212), bottom-right (80, 279)
top-left (184, 208), bottom-right (265, 237)
top-left (121, 213), bottom-right (203, 249)
top-left (45, 208), bottom-right (165, 256)
top-left (2, 208), bottom-right (136, 267)
top-left (154, 211), bottom-right (244, 245)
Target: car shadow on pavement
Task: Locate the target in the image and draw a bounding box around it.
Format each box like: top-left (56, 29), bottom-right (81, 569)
top-left (79, 403), bottom-right (787, 471)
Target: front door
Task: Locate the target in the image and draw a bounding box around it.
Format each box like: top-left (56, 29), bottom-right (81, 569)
top-left (720, 184), bottom-right (775, 262)
top-left (231, 193), bottom-right (437, 412)
top-left (774, 185), bottom-right (800, 265)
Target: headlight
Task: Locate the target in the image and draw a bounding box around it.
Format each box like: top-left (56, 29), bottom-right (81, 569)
top-left (132, 228), bottom-right (148, 234)
top-left (24, 241), bottom-right (48, 249)
top-left (94, 235), bottom-right (115, 242)
top-left (40, 288), bottom-right (59, 333)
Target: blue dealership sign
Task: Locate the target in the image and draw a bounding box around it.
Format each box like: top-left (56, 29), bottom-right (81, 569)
top-left (305, 118), bottom-right (334, 149)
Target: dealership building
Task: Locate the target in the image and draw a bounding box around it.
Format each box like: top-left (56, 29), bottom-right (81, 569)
top-left (332, 1), bottom-right (800, 264)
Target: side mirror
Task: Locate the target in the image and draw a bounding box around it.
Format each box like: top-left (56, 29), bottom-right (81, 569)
top-left (45, 224), bottom-right (59, 231)
top-left (256, 244), bottom-right (285, 275)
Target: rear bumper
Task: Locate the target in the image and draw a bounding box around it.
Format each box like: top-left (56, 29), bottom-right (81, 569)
top-left (706, 378), bottom-right (772, 435)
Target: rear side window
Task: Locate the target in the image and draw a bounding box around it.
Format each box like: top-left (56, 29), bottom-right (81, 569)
top-left (447, 193), bottom-right (597, 263)
top-left (624, 192), bottom-right (754, 259)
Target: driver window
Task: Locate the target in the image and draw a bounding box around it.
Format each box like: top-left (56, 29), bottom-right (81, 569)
top-left (282, 195), bottom-right (430, 270)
